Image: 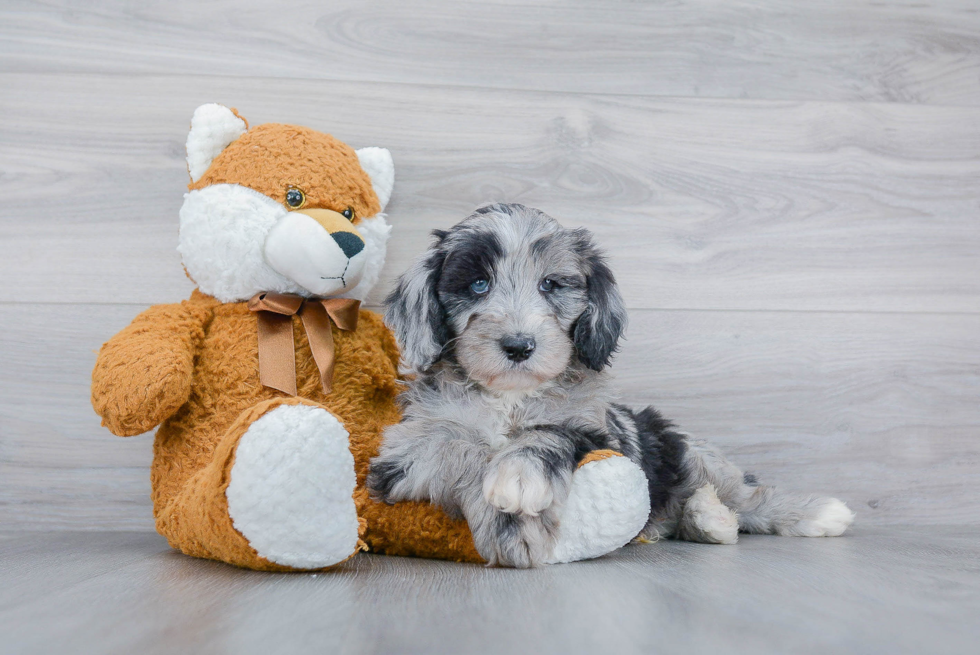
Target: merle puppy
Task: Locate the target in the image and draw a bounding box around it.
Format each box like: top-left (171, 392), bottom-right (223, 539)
top-left (368, 203), bottom-right (854, 567)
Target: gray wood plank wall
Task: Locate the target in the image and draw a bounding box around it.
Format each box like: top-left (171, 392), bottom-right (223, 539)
top-left (1, 1), bottom-right (978, 531)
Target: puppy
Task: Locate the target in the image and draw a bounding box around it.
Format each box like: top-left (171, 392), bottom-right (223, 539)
top-left (368, 203), bottom-right (854, 567)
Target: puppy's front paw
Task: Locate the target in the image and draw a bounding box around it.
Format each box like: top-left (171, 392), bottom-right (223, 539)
top-left (366, 455), bottom-right (409, 504)
top-left (471, 509), bottom-right (559, 568)
top-left (483, 455), bottom-right (553, 516)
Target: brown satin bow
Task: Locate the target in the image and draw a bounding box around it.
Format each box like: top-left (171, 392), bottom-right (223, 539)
top-left (247, 292), bottom-right (360, 396)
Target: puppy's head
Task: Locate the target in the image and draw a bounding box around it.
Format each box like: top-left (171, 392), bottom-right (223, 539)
top-left (385, 203), bottom-right (626, 391)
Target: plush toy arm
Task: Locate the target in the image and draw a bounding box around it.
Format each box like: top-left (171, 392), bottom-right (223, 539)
top-left (378, 320), bottom-right (403, 376)
top-left (92, 301), bottom-right (211, 436)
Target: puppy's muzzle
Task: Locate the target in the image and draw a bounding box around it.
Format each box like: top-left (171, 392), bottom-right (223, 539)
top-left (500, 334), bottom-right (536, 362)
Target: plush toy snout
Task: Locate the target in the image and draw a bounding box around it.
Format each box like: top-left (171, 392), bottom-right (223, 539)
top-left (265, 207), bottom-right (369, 297)
top-left (295, 208), bottom-right (366, 256)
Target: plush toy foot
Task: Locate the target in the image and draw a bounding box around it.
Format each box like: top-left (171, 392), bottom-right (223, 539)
top-left (226, 403), bottom-right (361, 569)
top-left (546, 451), bottom-right (650, 564)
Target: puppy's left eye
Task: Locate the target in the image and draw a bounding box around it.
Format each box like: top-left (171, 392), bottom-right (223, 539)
top-left (342, 207), bottom-right (354, 220)
top-left (470, 279), bottom-right (490, 295)
top-left (539, 278), bottom-right (559, 293)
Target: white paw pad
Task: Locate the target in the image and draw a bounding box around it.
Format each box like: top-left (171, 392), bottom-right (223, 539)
top-left (226, 404), bottom-right (360, 569)
top-left (483, 456), bottom-right (553, 516)
top-left (547, 455), bottom-right (651, 564)
top-left (787, 497), bottom-right (855, 537)
top-left (683, 484), bottom-right (739, 545)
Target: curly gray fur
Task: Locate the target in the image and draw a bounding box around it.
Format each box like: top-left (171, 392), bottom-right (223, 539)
top-left (369, 204), bottom-right (854, 567)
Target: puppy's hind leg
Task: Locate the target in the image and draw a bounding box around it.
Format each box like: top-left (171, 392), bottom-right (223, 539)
top-left (676, 484), bottom-right (739, 545)
top-left (735, 484), bottom-right (855, 537)
top-left (685, 438), bottom-right (855, 538)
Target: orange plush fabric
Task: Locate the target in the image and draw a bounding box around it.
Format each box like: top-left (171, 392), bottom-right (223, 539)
top-left (91, 107), bottom-right (485, 571)
top-left (577, 449), bottom-right (623, 467)
top-left (91, 106), bottom-right (626, 571)
top-left (189, 123), bottom-right (381, 223)
top-left (92, 291), bottom-right (483, 570)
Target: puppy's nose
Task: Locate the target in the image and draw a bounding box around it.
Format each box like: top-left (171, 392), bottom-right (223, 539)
top-left (500, 335), bottom-right (536, 362)
top-left (330, 231), bottom-right (365, 259)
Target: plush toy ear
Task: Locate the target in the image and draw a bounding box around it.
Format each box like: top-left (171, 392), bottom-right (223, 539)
top-left (356, 147), bottom-right (395, 212)
top-left (185, 104), bottom-right (248, 183)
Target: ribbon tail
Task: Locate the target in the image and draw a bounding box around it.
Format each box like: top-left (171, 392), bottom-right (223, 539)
top-left (255, 311), bottom-right (298, 396)
top-left (321, 298), bottom-right (361, 332)
top-left (301, 301), bottom-right (337, 395)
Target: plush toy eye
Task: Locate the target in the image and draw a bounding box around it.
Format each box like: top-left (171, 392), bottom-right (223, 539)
top-left (342, 206), bottom-right (354, 220)
top-left (470, 279), bottom-right (490, 295)
top-left (539, 278), bottom-right (558, 293)
top-left (285, 188), bottom-right (306, 209)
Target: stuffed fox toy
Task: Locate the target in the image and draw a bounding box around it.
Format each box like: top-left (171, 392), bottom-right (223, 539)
top-left (90, 105), bottom-right (651, 571)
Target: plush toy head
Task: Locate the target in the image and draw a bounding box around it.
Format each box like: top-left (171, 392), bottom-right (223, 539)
top-left (177, 104), bottom-right (394, 302)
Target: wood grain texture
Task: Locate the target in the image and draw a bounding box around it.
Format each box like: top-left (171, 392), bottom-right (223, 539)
top-left (0, 305), bottom-right (154, 531)
top-left (2, 303), bottom-right (977, 530)
top-left (1, 528), bottom-right (978, 654)
top-left (2, 73), bottom-right (979, 311)
top-left (0, 0), bottom-right (978, 551)
top-left (2, 1), bottom-right (980, 105)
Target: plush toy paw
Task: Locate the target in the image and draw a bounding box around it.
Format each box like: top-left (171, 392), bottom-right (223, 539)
top-left (546, 452), bottom-right (650, 564)
top-left (225, 404), bottom-right (361, 569)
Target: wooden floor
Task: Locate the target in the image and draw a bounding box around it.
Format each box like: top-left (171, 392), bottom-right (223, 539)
top-left (2, 526), bottom-right (979, 655)
top-left (1, 1), bottom-right (979, 653)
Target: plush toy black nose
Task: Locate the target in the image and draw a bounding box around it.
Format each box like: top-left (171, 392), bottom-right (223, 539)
top-left (500, 335), bottom-right (536, 362)
top-left (331, 231), bottom-right (365, 259)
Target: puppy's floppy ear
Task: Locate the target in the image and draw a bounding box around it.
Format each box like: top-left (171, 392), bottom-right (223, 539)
top-left (571, 229), bottom-right (628, 371)
top-left (384, 230), bottom-right (450, 372)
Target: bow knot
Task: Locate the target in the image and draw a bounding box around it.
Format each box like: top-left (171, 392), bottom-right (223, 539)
top-left (247, 292), bottom-right (360, 395)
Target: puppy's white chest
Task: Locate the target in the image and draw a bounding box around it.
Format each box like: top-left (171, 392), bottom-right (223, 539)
top-left (483, 391), bottom-right (538, 448)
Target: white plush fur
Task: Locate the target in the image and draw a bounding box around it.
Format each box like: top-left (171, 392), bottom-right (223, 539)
top-left (178, 184), bottom-right (303, 302)
top-left (681, 484), bottom-right (740, 545)
top-left (338, 212), bottom-right (391, 303)
top-left (186, 104), bottom-right (247, 183)
top-left (355, 147), bottom-right (394, 211)
top-left (264, 212), bottom-right (369, 297)
top-left (547, 456), bottom-right (651, 564)
top-left (181, 104), bottom-right (393, 302)
top-left (177, 184), bottom-right (390, 302)
top-left (226, 404), bottom-right (361, 569)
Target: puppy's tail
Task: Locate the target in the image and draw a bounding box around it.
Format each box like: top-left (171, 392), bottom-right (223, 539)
top-left (680, 437), bottom-right (855, 538)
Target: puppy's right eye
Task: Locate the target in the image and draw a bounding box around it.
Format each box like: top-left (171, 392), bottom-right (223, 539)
top-left (470, 279), bottom-right (490, 295)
